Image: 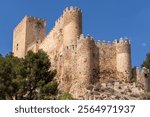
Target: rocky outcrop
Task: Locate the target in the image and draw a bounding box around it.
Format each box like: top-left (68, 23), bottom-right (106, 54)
top-left (81, 82), bottom-right (144, 100)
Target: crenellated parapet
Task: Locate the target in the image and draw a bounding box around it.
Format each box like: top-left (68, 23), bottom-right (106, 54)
top-left (96, 38), bottom-right (130, 48)
top-left (13, 15), bottom-right (46, 34)
top-left (26, 16), bottom-right (46, 26)
top-left (63, 6), bottom-right (82, 25)
top-left (63, 6), bottom-right (82, 15)
top-left (96, 40), bottom-right (114, 48)
top-left (48, 6), bottom-right (82, 46)
top-left (52, 6), bottom-right (82, 31)
top-left (96, 37), bottom-right (131, 83)
top-left (25, 16), bottom-right (46, 50)
top-left (116, 38), bottom-right (131, 54)
top-left (77, 34), bottom-right (95, 49)
top-left (115, 38), bottom-right (131, 82)
top-left (53, 15), bottom-right (64, 31)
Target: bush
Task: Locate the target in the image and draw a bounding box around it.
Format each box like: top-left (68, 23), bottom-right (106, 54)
top-left (141, 53), bottom-right (150, 70)
top-left (42, 80), bottom-right (58, 95)
top-left (130, 77), bottom-right (136, 83)
top-left (57, 92), bottom-right (75, 100)
top-left (142, 92), bottom-right (150, 100)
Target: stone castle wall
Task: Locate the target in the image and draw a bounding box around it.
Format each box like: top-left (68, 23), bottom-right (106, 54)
top-left (13, 16), bottom-right (46, 57)
top-left (97, 40), bottom-right (117, 83)
top-left (13, 16), bottom-right (27, 57)
top-left (13, 6), bottom-right (132, 98)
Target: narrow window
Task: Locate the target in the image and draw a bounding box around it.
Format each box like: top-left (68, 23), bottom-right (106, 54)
top-left (16, 44), bottom-right (18, 51)
top-left (145, 74), bottom-right (148, 78)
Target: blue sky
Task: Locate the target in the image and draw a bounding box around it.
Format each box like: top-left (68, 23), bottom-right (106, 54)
top-left (0, 0), bottom-right (150, 68)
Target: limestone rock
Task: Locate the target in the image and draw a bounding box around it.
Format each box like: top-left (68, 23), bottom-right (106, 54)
top-left (84, 82), bottom-right (144, 100)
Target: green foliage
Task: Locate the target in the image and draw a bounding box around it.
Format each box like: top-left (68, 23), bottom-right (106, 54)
top-left (142, 92), bottom-right (150, 100)
top-left (41, 81), bottom-right (58, 95)
top-left (57, 92), bottom-right (75, 100)
top-left (141, 53), bottom-right (150, 70)
top-left (130, 77), bottom-right (136, 83)
top-left (40, 81), bottom-right (58, 100)
top-left (0, 52), bottom-right (25, 99)
top-left (0, 50), bottom-right (57, 100)
top-left (22, 50), bottom-right (57, 99)
top-left (141, 53), bottom-right (150, 77)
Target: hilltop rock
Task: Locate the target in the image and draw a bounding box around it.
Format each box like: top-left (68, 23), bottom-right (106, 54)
top-left (83, 82), bottom-right (144, 100)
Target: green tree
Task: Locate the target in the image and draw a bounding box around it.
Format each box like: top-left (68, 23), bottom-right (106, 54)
top-left (141, 53), bottom-right (150, 70)
top-left (0, 53), bottom-right (25, 99)
top-left (0, 50), bottom-right (57, 100)
top-left (57, 92), bottom-right (75, 100)
top-left (0, 54), bottom-right (5, 99)
top-left (22, 50), bottom-right (57, 99)
top-left (40, 80), bottom-right (58, 99)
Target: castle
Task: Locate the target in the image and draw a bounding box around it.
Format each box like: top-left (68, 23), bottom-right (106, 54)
top-left (12, 6), bottom-right (132, 98)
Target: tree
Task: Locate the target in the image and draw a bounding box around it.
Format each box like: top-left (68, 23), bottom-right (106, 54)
top-left (0, 50), bottom-right (57, 100)
top-left (21, 50), bottom-right (57, 99)
top-left (40, 80), bottom-right (58, 99)
top-left (0, 54), bottom-right (5, 99)
top-left (0, 52), bottom-right (25, 99)
top-left (141, 53), bottom-right (150, 70)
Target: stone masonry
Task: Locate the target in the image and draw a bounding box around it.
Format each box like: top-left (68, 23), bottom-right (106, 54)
top-left (12, 6), bottom-right (132, 98)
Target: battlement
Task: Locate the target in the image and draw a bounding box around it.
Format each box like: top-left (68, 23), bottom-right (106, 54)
top-left (117, 37), bottom-right (130, 45)
top-left (52, 6), bottom-right (82, 31)
top-left (78, 34), bottom-right (94, 44)
top-left (63, 6), bottom-right (82, 15)
top-left (13, 6), bottom-right (132, 97)
top-left (26, 16), bottom-right (46, 29)
top-left (26, 16), bottom-right (46, 22)
top-left (96, 40), bottom-right (112, 47)
top-left (76, 35), bottom-right (95, 50)
top-left (96, 37), bottom-right (130, 47)
top-left (53, 15), bottom-right (64, 31)
top-left (14, 16), bottom-right (46, 31)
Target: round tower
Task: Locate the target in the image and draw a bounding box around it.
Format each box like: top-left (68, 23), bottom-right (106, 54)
top-left (70, 35), bottom-right (99, 98)
top-left (75, 35), bottom-right (92, 98)
top-left (116, 38), bottom-right (131, 82)
top-left (63, 6), bottom-right (82, 46)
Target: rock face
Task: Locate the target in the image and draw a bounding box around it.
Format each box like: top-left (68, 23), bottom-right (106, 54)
top-left (84, 82), bottom-right (144, 100)
top-left (12, 6), bottom-right (132, 98)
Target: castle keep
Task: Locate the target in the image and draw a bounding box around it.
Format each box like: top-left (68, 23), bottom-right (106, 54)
top-left (13, 6), bottom-right (131, 98)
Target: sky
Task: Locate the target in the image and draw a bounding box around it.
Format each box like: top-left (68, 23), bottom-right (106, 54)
top-left (0, 0), bottom-right (150, 68)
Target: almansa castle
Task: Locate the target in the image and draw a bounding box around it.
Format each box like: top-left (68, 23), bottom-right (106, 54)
top-left (12, 6), bottom-right (132, 98)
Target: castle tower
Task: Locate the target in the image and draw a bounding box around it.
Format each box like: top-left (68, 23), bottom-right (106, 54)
top-left (116, 38), bottom-right (132, 82)
top-left (13, 16), bottom-right (46, 58)
top-left (63, 6), bottom-right (82, 46)
top-left (72, 35), bottom-right (99, 98)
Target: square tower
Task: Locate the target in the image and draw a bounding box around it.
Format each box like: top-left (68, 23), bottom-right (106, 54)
top-left (13, 16), bottom-right (46, 58)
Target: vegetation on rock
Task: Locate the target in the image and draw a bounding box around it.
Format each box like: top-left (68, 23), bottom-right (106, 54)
top-left (141, 53), bottom-right (150, 70)
top-left (57, 92), bottom-right (75, 100)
